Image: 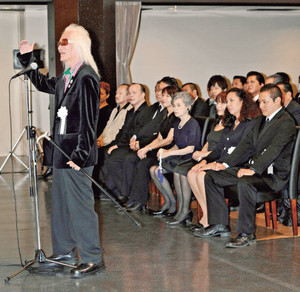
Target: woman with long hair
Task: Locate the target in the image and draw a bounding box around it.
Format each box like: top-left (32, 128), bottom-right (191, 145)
top-left (188, 88), bottom-right (261, 230)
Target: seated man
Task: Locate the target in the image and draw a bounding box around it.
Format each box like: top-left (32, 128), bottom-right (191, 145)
top-left (265, 73), bottom-right (285, 85)
top-left (93, 84), bottom-right (132, 197)
top-left (103, 83), bottom-right (154, 202)
top-left (182, 82), bottom-right (209, 117)
top-left (195, 84), bottom-right (296, 248)
top-left (232, 75), bottom-right (246, 90)
top-left (97, 84), bottom-right (132, 148)
top-left (246, 71), bottom-right (265, 104)
top-left (277, 82), bottom-right (300, 125)
top-left (206, 75), bottom-right (228, 118)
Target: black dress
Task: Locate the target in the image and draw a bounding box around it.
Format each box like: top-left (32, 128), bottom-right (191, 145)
top-left (162, 117), bottom-right (201, 175)
top-left (128, 112), bottom-right (178, 205)
top-left (97, 104), bottom-right (113, 137)
top-left (172, 122), bottom-right (224, 176)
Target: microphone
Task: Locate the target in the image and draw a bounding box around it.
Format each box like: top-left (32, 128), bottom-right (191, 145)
top-left (12, 62), bottom-right (38, 79)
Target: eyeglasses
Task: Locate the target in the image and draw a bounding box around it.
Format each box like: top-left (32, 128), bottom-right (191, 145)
top-left (57, 39), bottom-right (74, 47)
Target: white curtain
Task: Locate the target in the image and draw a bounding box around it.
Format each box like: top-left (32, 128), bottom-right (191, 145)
top-left (115, 1), bottom-right (141, 86)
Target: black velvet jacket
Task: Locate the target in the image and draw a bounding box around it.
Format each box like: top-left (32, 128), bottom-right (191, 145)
top-left (18, 52), bottom-right (100, 169)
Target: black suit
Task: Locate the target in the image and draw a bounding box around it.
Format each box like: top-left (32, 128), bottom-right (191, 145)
top-left (205, 108), bottom-right (296, 234)
top-left (104, 102), bottom-right (159, 198)
top-left (286, 100), bottom-right (300, 125)
top-left (190, 97), bottom-right (209, 117)
top-left (206, 99), bottom-right (217, 118)
top-left (18, 52), bottom-right (103, 263)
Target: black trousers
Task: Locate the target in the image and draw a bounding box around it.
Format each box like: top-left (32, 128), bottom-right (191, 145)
top-left (105, 147), bottom-right (138, 198)
top-left (128, 156), bottom-right (156, 205)
top-left (205, 168), bottom-right (272, 234)
top-left (92, 145), bottom-right (109, 195)
top-left (51, 167), bottom-right (103, 263)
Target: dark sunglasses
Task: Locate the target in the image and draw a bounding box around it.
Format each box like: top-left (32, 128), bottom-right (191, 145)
top-left (57, 38), bottom-right (74, 47)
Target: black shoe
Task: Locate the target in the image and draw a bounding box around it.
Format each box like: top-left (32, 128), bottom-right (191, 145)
top-left (226, 233), bottom-right (256, 248)
top-left (71, 261), bottom-right (105, 278)
top-left (124, 201), bottom-right (135, 208)
top-left (194, 224), bottom-right (231, 237)
top-left (166, 211), bottom-right (192, 226)
top-left (126, 203), bottom-right (145, 212)
top-left (116, 195), bottom-right (127, 206)
top-left (42, 168), bottom-right (52, 179)
top-left (191, 222), bottom-right (204, 232)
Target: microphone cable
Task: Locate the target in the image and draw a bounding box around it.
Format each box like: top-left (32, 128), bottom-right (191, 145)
top-left (1, 78), bottom-right (25, 268)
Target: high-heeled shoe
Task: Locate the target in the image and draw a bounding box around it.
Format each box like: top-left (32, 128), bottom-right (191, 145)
top-left (166, 211), bottom-right (193, 226)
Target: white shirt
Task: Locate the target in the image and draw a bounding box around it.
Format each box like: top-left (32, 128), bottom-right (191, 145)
top-left (100, 103), bottom-right (133, 146)
top-left (266, 106), bottom-right (282, 122)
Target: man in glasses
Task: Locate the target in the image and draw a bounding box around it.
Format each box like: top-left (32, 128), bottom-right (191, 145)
top-left (18, 24), bottom-right (104, 278)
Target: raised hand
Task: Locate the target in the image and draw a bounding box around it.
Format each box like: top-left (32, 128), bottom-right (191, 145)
top-left (19, 40), bottom-right (35, 55)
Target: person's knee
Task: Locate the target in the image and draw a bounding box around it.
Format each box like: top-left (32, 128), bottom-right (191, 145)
top-left (197, 171), bottom-right (206, 180)
top-left (187, 170), bottom-right (194, 181)
top-left (238, 176), bottom-right (253, 188)
top-left (150, 166), bottom-right (158, 178)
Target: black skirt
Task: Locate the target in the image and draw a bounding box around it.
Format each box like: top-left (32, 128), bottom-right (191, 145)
top-left (162, 156), bottom-right (196, 176)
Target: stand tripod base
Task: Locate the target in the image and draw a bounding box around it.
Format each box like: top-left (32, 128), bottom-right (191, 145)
top-left (4, 249), bottom-right (77, 283)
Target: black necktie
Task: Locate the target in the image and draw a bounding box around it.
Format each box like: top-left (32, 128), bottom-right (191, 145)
top-left (260, 117), bottom-right (269, 132)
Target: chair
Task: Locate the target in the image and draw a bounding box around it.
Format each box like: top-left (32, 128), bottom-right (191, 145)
top-left (224, 126), bottom-right (300, 236)
top-left (194, 116), bottom-right (216, 147)
top-left (286, 126), bottom-right (300, 235)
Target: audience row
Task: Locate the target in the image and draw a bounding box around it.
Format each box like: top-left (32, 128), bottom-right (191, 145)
top-left (94, 72), bottom-right (300, 248)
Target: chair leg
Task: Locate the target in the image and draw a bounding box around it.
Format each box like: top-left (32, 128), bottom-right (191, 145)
top-left (264, 202), bottom-right (271, 228)
top-left (290, 199), bottom-right (298, 236)
top-left (197, 202), bottom-right (203, 222)
top-left (271, 200), bottom-right (277, 230)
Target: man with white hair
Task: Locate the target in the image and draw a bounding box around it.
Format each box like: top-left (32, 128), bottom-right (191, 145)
top-left (18, 24), bottom-right (104, 278)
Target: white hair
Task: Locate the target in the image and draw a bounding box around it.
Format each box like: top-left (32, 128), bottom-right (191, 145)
top-left (62, 24), bottom-right (100, 78)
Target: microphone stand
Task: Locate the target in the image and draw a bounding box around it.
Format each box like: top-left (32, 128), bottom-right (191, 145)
top-left (43, 133), bottom-right (142, 228)
top-left (5, 76), bottom-right (142, 283)
top-left (4, 75), bottom-right (75, 283)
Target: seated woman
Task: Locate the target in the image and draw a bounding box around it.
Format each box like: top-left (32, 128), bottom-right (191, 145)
top-left (150, 91), bottom-right (201, 225)
top-left (170, 91), bottom-right (228, 227)
top-left (192, 91), bottom-right (228, 163)
top-left (187, 88), bottom-right (261, 231)
top-left (125, 85), bottom-right (180, 211)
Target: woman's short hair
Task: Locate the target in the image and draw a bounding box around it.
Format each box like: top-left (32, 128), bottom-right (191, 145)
top-left (100, 81), bottom-right (111, 95)
top-left (172, 91), bottom-right (194, 107)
